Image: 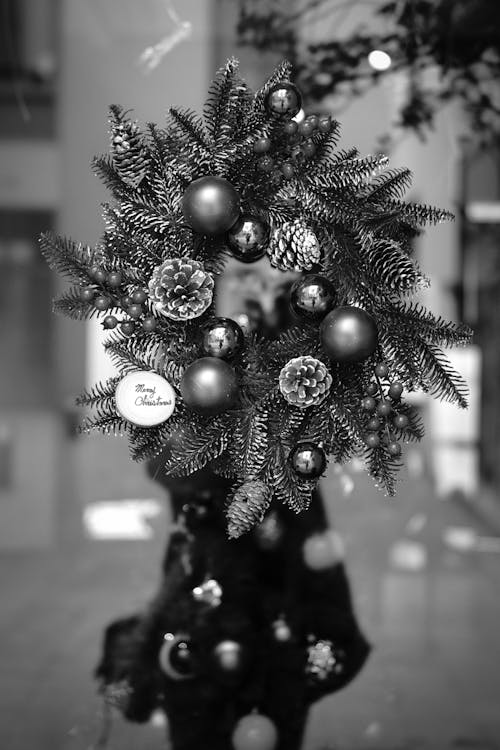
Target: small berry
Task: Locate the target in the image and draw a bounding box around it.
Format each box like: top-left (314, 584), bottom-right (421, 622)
top-left (287, 133), bottom-right (301, 146)
top-left (120, 320), bottom-right (136, 335)
top-left (80, 286), bottom-right (95, 302)
top-left (257, 155), bottom-right (274, 173)
top-left (290, 145), bottom-right (305, 163)
top-left (90, 265), bottom-right (107, 284)
top-left (121, 295), bottom-right (133, 309)
top-left (366, 382), bottom-right (378, 396)
top-left (302, 139), bottom-right (316, 158)
top-left (94, 296), bottom-right (111, 311)
top-left (388, 382), bottom-right (404, 400)
top-left (375, 363), bottom-right (389, 378)
top-left (393, 413), bottom-right (409, 429)
top-left (361, 396), bottom-right (377, 412)
top-left (298, 121), bottom-right (314, 137)
top-left (306, 114), bottom-right (319, 129)
top-left (103, 315), bottom-right (118, 329)
top-left (281, 162), bottom-right (294, 179)
top-left (318, 115), bottom-right (332, 133)
top-left (131, 289), bottom-right (147, 304)
top-left (365, 433), bottom-right (380, 448)
top-left (107, 271), bottom-right (122, 288)
top-left (127, 304), bottom-right (143, 319)
top-left (387, 441), bottom-right (402, 457)
top-left (367, 416), bottom-right (381, 431)
top-left (142, 316), bottom-right (157, 332)
top-left (376, 399), bottom-right (392, 417)
top-left (253, 137), bottom-right (272, 154)
top-left (283, 120), bottom-right (298, 136)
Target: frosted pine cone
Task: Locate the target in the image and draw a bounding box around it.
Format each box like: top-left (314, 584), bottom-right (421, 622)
top-left (268, 219), bottom-right (321, 271)
top-left (110, 108), bottom-right (149, 188)
top-left (279, 356), bottom-right (332, 408)
top-left (227, 480), bottom-right (272, 539)
top-left (148, 258), bottom-right (214, 321)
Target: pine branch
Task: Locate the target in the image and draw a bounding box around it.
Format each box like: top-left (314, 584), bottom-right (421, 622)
top-left (385, 301), bottom-right (473, 348)
top-left (364, 444), bottom-right (400, 496)
top-left (76, 377), bottom-right (120, 409)
top-left (253, 60), bottom-right (294, 115)
top-left (40, 232), bottom-right (102, 284)
top-left (363, 167), bottom-right (413, 202)
top-left (169, 106), bottom-right (211, 150)
top-left (53, 287), bottom-right (101, 321)
top-left (203, 57), bottom-right (241, 141)
top-left (163, 419), bottom-right (232, 476)
top-left (79, 413), bottom-right (130, 436)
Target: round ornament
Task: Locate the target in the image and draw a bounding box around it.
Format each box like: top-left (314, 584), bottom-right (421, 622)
top-left (201, 317), bottom-right (244, 359)
top-left (180, 357), bottom-right (239, 415)
top-left (303, 529), bottom-right (345, 570)
top-left (158, 633), bottom-right (197, 680)
top-left (289, 442), bottom-right (327, 479)
top-left (182, 176), bottom-right (241, 235)
top-left (115, 371), bottom-right (176, 427)
top-left (227, 214), bottom-right (269, 263)
top-left (212, 639), bottom-right (247, 682)
top-left (290, 274), bottom-right (336, 320)
top-left (320, 306), bottom-right (378, 363)
top-left (232, 713), bottom-right (278, 750)
top-left (265, 81), bottom-right (302, 118)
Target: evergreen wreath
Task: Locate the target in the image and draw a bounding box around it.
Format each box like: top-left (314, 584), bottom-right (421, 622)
top-left (40, 59), bottom-right (472, 536)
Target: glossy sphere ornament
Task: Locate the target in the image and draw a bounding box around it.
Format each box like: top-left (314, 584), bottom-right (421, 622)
top-left (320, 306), bottom-right (378, 363)
top-left (289, 441), bottom-right (327, 479)
top-left (290, 274), bottom-right (336, 320)
top-left (180, 357), bottom-right (239, 415)
top-left (227, 215), bottom-right (269, 263)
top-left (212, 640), bottom-right (247, 682)
top-left (80, 286), bottom-right (95, 302)
top-left (265, 81), bottom-right (302, 118)
top-left (232, 713), bottom-right (278, 750)
top-left (182, 176), bottom-right (241, 236)
top-left (303, 529), bottom-right (345, 570)
top-left (159, 633), bottom-right (197, 680)
top-left (201, 317), bottom-right (244, 360)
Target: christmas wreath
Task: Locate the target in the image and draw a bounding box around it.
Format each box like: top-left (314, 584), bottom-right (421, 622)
top-left (40, 59), bottom-right (471, 537)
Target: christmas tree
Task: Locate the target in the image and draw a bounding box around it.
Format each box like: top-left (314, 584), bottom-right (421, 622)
top-left (40, 59), bottom-right (471, 749)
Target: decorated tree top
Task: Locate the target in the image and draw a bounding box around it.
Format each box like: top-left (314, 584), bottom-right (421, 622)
top-left (40, 59), bottom-right (472, 537)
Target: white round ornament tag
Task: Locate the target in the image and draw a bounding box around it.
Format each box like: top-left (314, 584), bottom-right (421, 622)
top-left (115, 371), bottom-right (176, 427)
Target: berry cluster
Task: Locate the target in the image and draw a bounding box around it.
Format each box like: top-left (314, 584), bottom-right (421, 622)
top-left (80, 265), bottom-right (157, 335)
top-left (361, 362), bottom-right (409, 457)
top-left (253, 113), bottom-right (334, 184)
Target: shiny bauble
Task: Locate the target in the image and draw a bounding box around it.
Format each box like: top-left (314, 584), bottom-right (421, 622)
top-left (290, 274), bottom-right (336, 320)
top-left (289, 442), bottom-right (327, 479)
top-left (303, 529), bottom-right (345, 570)
top-left (265, 81), bottom-right (302, 118)
top-left (212, 639), bottom-right (247, 683)
top-left (158, 633), bottom-right (197, 680)
top-left (227, 214), bottom-right (269, 263)
top-left (201, 317), bottom-right (244, 359)
top-left (179, 357), bottom-right (239, 415)
top-left (320, 306), bottom-right (378, 363)
top-left (182, 176), bottom-right (241, 235)
top-left (232, 713), bottom-right (278, 750)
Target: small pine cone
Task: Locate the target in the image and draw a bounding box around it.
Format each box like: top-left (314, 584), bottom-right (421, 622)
top-left (148, 258), bottom-right (214, 320)
top-left (268, 219), bottom-right (321, 271)
top-left (110, 110), bottom-right (149, 188)
top-left (227, 480), bottom-right (272, 539)
top-left (279, 356), bottom-right (332, 408)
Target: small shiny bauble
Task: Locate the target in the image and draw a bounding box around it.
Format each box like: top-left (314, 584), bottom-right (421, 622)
top-left (94, 296), bottom-right (111, 311)
top-left (212, 639), bottom-right (247, 682)
top-left (320, 306), bottom-right (378, 363)
top-left (120, 320), bottom-right (136, 335)
top-left (159, 633), bottom-right (197, 680)
top-left (290, 275), bottom-right (335, 320)
top-left (265, 81), bottom-right (302, 118)
top-left (80, 286), bottom-right (95, 302)
top-left (201, 317), bottom-right (244, 360)
top-left (131, 288), bottom-right (147, 304)
top-left (182, 176), bottom-right (241, 235)
top-left (232, 713), bottom-right (278, 750)
top-left (179, 357), bottom-right (239, 415)
top-left (107, 271), bottom-right (122, 287)
top-left (375, 362), bottom-right (389, 378)
top-left (289, 442), bottom-right (327, 479)
top-left (253, 137), bottom-right (271, 154)
top-left (388, 381), bottom-right (404, 400)
top-left (142, 316), bottom-right (157, 332)
top-left (103, 315), bottom-right (118, 329)
top-left (127, 304), bottom-right (143, 319)
top-left (227, 215), bottom-right (269, 263)
top-left (303, 529), bottom-right (345, 570)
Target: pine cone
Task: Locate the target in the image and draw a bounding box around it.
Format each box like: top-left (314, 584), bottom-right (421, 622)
top-left (268, 219), bottom-right (321, 271)
top-left (110, 109), bottom-right (150, 188)
top-left (227, 480), bottom-right (272, 539)
top-left (279, 356), bottom-right (332, 408)
top-left (148, 258), bottom-right (214, 320)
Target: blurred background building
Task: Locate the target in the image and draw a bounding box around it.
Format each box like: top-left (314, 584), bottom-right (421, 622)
top-left (0, 1), bottom-right (499, 749)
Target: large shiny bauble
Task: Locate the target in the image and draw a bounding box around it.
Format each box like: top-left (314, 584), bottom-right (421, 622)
top-left (227, 214), bottom-right (269, 263)
top-left (158, 633), bottom-right (197, 680)
top-left (265, 82), bottom-right (302, 118)
top-left (179, 357), bottom-right (239, 415)
top-left (201, 317), bottom-right (244, 359)
top-left (303, 529), bottom-right (345, 570)
top-left (212, 639), bottom-right (247, 683)
top-left (289, 441), bottom-right (327, 479)
top-left (290, 274), bottom-right (336, 320)
top-left (232, 713), bottom-right (278, 750)
top-left (320, 306), bottom-right (378, 363)
top-left (182, 176), bottom-right (241, 235)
